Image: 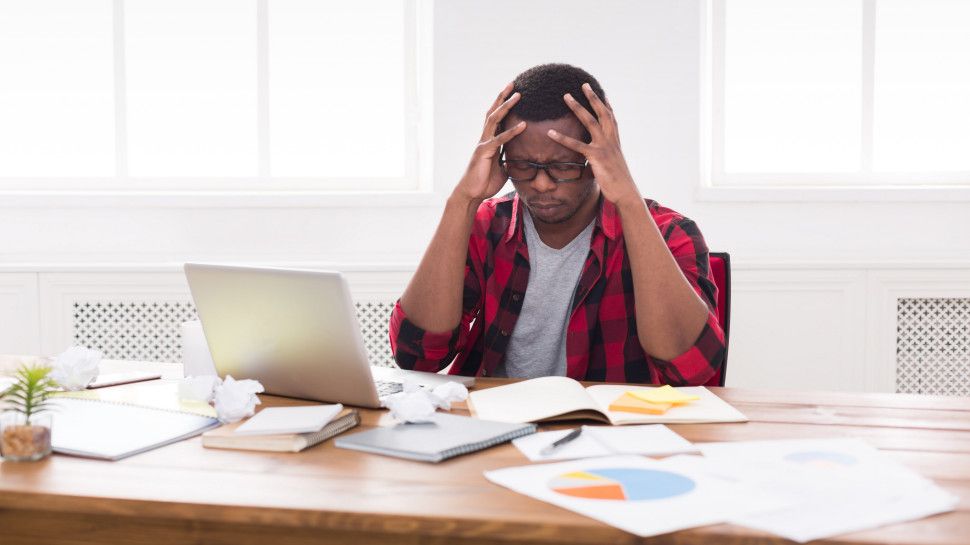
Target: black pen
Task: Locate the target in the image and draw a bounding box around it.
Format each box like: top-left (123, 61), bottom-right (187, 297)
top-left (540, 427), bottom-right (583, 456)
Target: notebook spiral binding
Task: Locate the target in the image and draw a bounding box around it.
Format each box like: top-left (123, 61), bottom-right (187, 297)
top-left (442, 426), bottom-right (538, 459)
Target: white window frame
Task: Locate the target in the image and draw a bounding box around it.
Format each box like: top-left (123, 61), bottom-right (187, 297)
top-left (0, 0), bottom-right (436, 208)
top-left (700, 0), bottom-right (970, 202)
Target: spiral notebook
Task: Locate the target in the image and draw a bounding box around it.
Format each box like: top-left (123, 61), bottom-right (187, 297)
top-left (334, 412), bottom-right (537, 462)
top-left (49, 397), bottom-right (220, 461)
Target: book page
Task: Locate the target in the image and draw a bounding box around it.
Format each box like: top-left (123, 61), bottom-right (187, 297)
top-left (468, 376), bottom-right (606, 423)
top-left (234, 404), bottom-right (343, 435)
top-left (585, 385), bottom-right (748, 425)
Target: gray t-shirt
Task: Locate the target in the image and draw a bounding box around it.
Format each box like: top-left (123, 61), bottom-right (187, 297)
top-left (494, 210), bottom-right (595, 379)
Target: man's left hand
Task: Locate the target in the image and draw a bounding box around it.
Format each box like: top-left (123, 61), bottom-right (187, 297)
top-left (547, 83), bottom-right (642, 208)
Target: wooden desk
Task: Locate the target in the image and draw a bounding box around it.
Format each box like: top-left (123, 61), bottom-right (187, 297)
top-left (1, 380), bottom-right (968, 545)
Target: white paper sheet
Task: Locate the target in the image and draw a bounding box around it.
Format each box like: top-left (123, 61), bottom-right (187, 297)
top-left (484, 455), bottom-right (783, 538)
top-left (513, 425), bottom-right (697, 461)
top-left (513, 429), bottom-right (615, 461)
top-left (696, 438), bottom-right (959, 542)
top-left (699, 438), bottom-right (934, 493)
top-left (732, 482), bottom-right (957, 543)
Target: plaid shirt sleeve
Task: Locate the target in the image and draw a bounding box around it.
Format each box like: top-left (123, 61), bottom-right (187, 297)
top-left (388, 255), bottom-right (483, 373)
top-left (647, 213), bottom-right (726, 386)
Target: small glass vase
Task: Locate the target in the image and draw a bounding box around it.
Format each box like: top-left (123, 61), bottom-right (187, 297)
top-left (0, 411), bottom-right (53, 462)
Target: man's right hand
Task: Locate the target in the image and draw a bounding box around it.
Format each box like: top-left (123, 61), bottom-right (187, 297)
top-left (453, 82), bottom-right (527, 204)
top-left (398, 84), bottom-right (526, 335)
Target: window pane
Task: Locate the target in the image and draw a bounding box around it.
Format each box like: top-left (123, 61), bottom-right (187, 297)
top-left (723, 0), bottom-right (862, 173)
top-left (126, 0), bottom-right (258, 177)
top-left (873, 0), bottom-right (970, 172)
top-left (0, 0), bottom-right (114, 177)
top-left (269, 0), bottom-right (407, 178)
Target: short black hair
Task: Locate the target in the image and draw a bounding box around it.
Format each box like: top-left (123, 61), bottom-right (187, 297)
top-left (508, 63), bottom-right (606, 123)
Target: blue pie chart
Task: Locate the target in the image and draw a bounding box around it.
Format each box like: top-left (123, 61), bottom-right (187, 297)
top-left (784, 451), bottom-right (858, 468)
top-left (548, 468), bottom-right (696, 501)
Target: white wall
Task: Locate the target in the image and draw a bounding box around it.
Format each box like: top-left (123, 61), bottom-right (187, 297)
top-left (1, 1), bottom-right (968, 391)
top-left (2, 0), bottom-right (968, 265)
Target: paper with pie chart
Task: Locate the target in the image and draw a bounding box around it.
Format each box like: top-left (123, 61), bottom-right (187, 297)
top-left (484, 455), bottom-right (781, 538)
top-left (698, 438), bottom-right (931, 490)
top-left (696, 439), bottom-right (959, 542)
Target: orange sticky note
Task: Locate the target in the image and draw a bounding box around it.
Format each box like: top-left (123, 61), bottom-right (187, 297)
top-left (627, 385), bottom-right (700, 405)
top-left (608, 392), bottom-right (673, 415)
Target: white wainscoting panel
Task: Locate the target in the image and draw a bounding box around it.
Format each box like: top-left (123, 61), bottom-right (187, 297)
top-left (866, 269), bottom-right (970, 392)
top-left (38, 272), bottom-right (192, 357)
top-left (0, 273), bottom-right (41, 354)
top-left (72, 300), bottom-right (198, 362)
top-left (4, 262), bottom-right (969, 393)
top-left (33, 267), bottom-right (413, 364)
top-left (895, 297), bottom-right (970, 396)
top-left (726, 269), bottom-right (868, 391)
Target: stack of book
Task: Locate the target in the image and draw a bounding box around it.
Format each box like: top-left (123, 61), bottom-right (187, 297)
top-left (203, 406), bottom-right (360, 453)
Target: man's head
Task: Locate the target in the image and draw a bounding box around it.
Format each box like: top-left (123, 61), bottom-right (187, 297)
top-left (500, 63), bottom-right (606, 225)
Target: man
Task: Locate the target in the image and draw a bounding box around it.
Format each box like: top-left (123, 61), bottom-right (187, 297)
top-left (389, 63), bottom-right (724, 385)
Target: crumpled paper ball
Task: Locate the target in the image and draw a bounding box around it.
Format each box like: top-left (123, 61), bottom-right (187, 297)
top-left (383, 379), bottom-right (469, 423)
top-left (178, 375), bottom-right (222, 403)
top-left (212, 375), bottom-right (264, 423)
top-left (49, 346), bottom-right (102, 391)
top-left (430, 381), bottom-right (469, 409)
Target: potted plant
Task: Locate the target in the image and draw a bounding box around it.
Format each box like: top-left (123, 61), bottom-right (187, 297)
top-left (1, 364), bottom-right (58, 461)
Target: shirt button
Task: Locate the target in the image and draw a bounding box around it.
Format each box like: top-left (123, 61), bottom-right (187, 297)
top-left (481, 369), bottom-right (488, 377)
top-left (512, 293), bottom-right (521, 302)
top-left (500, 329), bottom-right (510, 336)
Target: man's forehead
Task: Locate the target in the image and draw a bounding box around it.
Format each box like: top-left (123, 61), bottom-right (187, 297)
top-left (503, 115), bottom-right (586, 160)
top-left (506, 113), bottom-right (583, 133)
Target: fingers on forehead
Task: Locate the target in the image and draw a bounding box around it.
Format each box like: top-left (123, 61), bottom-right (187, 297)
top-left (564, 94), bottom-right (599, 128)
top-left (548, 129), bottom-right (588, 153)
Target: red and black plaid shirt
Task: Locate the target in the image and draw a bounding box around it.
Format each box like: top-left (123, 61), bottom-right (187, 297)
top-left (389, 194), bottom-right (725, 385)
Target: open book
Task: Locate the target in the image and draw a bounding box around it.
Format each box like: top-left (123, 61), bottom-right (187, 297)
top-left (467, 376), bottom-right (747, 425)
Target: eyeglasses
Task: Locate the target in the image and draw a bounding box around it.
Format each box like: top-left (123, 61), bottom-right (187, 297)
top-left (500, 154), bottom-right (589, 183)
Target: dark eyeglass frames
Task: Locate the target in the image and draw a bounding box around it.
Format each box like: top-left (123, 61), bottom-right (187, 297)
top-left (499, 153), bottom-right (588, 183)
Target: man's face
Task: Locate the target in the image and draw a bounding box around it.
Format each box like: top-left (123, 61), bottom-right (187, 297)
top-left (502, 113), bottom-right (597, 225)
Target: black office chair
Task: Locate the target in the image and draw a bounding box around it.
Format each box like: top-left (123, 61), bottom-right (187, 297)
top-left (705, 252), bottom-right (730, 387)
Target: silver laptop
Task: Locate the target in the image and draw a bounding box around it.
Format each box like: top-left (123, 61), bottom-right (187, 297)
top-left (184, 263), bottom-right (474, 408)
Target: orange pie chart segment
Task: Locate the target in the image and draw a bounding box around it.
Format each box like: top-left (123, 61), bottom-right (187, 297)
top-left (553, 483), bottom-right (627, 500)
top-left (547, 474), bottom-right (628, 500)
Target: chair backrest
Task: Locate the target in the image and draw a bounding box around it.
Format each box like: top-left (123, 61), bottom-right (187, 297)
top-left (704, 252), bottom-right (731, 387)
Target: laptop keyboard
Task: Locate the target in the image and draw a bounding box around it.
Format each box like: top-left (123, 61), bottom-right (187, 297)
top-left (375, 379), bottom-right (404, 397)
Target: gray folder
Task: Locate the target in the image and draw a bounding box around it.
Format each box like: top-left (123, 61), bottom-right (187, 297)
top-left (334, 412), bottom-right (537, 462)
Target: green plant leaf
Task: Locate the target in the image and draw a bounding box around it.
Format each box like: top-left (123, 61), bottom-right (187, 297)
top-left (1, 363), bottom-right (58, 419)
